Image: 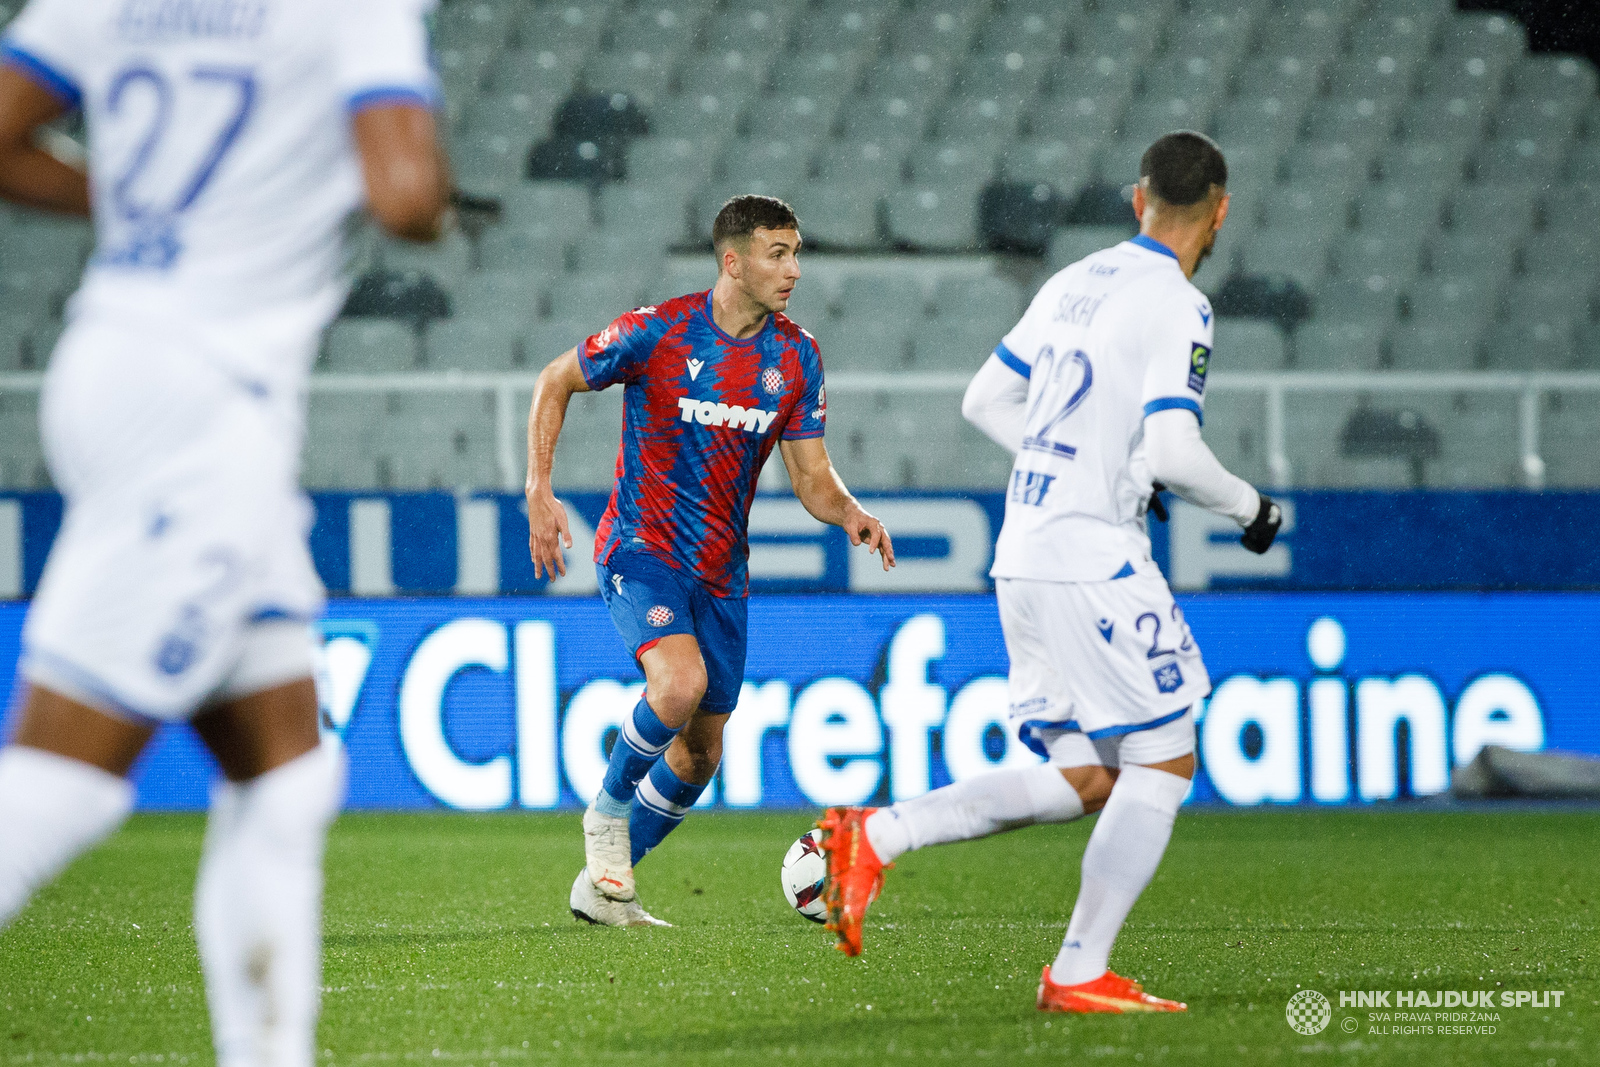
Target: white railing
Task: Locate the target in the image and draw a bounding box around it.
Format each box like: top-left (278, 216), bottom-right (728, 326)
top-left (3, 370), bottom-right (1599, 491)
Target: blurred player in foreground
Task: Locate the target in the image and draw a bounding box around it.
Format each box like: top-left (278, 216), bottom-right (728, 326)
top-left (819, 132), bottom-right (1283, 1012)
top-left (0, 0), bottom-right (447, 1061)
top-left (526, 195), bottom-right (895, 926)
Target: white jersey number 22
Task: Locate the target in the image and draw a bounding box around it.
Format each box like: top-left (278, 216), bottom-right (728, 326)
top-left (1021, 346), bottom-right (1093, 460)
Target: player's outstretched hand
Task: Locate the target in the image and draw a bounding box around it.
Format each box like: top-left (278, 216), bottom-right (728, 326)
top-left (1240, 492), bottom-right (1282, 554)
top-left (843, 504), bottom-right (896, 571)
top-left (527, 489), bottom-right (574, 579)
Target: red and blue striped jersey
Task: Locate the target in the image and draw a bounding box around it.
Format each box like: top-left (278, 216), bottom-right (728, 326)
top-left (578, 290), bottom-right (826, 598)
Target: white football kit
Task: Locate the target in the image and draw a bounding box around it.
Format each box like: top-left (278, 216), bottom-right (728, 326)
top-left (4, 0), bottom-right (438, 720)
top-left (984, 235), bottom-right (1224, 766)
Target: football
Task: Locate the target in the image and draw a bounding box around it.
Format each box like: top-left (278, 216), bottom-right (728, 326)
top-left (780, 829), bottom-right (828, 923)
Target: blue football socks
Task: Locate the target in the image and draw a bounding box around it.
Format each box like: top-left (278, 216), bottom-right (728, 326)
top-left (630, 759), bottom-right (708, 865)
top-left (593, 696), bottom-right (679, 818)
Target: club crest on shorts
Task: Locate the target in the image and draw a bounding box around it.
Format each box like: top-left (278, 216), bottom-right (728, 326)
top-left (761, 367), bottom-right (785, 395)
top-left (1152, 661), bottom-right (1184, 694)
top-left (645, 605), bottom-right (675, 627)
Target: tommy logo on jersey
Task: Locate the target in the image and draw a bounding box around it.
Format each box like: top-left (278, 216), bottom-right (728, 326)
top-left (676, 397), bottom-right (779, 433)
top-left (1187, 343), bottom-right (1210, 395)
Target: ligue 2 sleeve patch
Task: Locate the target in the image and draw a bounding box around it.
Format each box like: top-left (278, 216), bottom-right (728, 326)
top-left (1187, 343), bottom-right (1210, 395)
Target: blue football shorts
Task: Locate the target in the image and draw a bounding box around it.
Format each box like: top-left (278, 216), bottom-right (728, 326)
top-left (596, 549), bottom-right (748, 715)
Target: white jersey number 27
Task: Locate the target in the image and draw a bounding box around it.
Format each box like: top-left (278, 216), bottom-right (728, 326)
top-left (101, 64), bottom-right (258, 270)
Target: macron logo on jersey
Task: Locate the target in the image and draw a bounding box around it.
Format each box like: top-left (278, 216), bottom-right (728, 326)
top-left (686, 358), bottom-right (705, 380)
top-left (677, 397), bottom-right (779, 434)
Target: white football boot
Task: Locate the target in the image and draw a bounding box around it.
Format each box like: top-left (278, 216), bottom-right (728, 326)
top-left (582, 801), bottom-right (636, 901)
top-left (569, 869), bottom-right (671, 927)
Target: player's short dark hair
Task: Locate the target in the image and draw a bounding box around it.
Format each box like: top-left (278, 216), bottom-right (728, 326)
top-left (1140, 131), bottom-right (1228, 207)
top-left (711, 194), bottom-right (800, 252)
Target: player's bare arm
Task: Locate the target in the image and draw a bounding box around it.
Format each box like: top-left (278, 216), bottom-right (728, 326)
top-left (0, 67), bottom-right (87, 215)
top-left (779, 436), bottom-right (895, 571)
top-left (524, 347), bottom-right (590, 579)
top-left (351, 102), bottom-right (449, 241)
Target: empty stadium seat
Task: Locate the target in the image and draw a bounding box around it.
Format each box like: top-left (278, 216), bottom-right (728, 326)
top-left (950, 52), bottom-right (1052, 100)
top-left (839, 94), bottom-right (933, 143)
top-left (1387, 323), bottom-right (1483, 371)
top-left (807, 319), bottom-right (912, 373)
top-left (1375, 140), bottom-right (1471, 189)
top-left (767, 51), bottom-right (869, 102)
top-left (378, 392), bottom-right (500, 489)
top-left (743, 93), bottom-right (840, 142)
top-left (301, 393), bottom-right (385, 489)
top-left (834, 275), bottom-right (927, 320)
top-left (1405, 275), bottom-right (1499, 328)
top-left (678, 49), bottom-right (770, 102)
top-left (1294, 320), bottom-right (1386, 371)
top-left (931, 273), bottom-right (1026, 324)
top-left (598, 183), bottom-right (697, 246)
top-left (1395, 94), bottom-right (1490, 143)
top-left (1334, 232), bottom-right (1426, 280)
top-left (1473, 135), bottom-right (1567, 185)
top-left (1210, 95), bottom-right (1309, 150)
top-left (1048, 225), bottom-right (1136, 270)
top-left (1214, 318), bottom-right (1287, 371)
top-left (1313, 275), bottom-right (1404, 325)
top-left (1482, 319), bottom-right (1577, 371)
top-left (1026, 92), bottom-right (1129, 143)
top-left (1541, 390), bottom-right (1600, 486)
top-left (1424, 231), bottom-right (1519, 280)
top-left (906, 142), bottom-right (998, 189)
top-left (1323, 54), bottom-right (1420, 101)
top-left (1195, 389), bottom-right (1271, 486)
top-left (971, 6), bottom-right (1072, 55)
top-left (870, 53), bottom-right (953, 102)
top-left (936, 96), bottom-right (1027, 142)
top-left (701, 8), bottom-right (791, 55)
top-left (908, 317), bottom-right (1009, 371)
top-left (450, 271), bottom-right (542, 325)
top-left (1301, 97), bottom-right (1398, 146)
top-left (1238, 230), bottom-right (1334, 289)
top-left (1447, 183), bottom-right (1541, 235)
top-left (815, 140), bottom-right (907, 190)
top-left (993, 141), bottom-right (1092, 204)
top-left (721, 137), bottom-right (818, 189)
top-left (649, 93), bottom-right (744, 139)
top-left (785, 183), bottom-right (873, 247)
top-left (425, 318), bottom-right (530, 371)
top-left (322, 320), bottom-right (420, 373)
top-left (0, 390), bottom-right (46, 488)
top-left (545, 272), bottom-right (648, 326)
top-left (550, 387), bottom-right (626, 488)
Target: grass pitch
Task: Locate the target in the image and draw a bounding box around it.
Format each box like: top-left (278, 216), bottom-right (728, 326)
top-left (1, 808), bottom-right (1595, 1066)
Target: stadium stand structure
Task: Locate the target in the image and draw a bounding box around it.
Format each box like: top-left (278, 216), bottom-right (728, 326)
top-left (1, 0), bottom-right (1598, 492)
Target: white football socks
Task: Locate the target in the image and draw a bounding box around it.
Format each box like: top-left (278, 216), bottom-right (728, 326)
top-left (865, 763), bottom-right (1085, 865)
top-left (1051, 764), bottom-right (1190, 986)
top-left (0, 745), bottom-right (134, 928)
top-left (195, 743), bottom-right (345, 1067)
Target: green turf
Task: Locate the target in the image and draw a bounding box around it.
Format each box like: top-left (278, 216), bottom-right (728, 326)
top-left (1, 809), bottom-right (1595, 1065)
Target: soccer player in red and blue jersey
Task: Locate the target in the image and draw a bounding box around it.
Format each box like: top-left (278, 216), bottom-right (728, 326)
top-left (525, 195), bottom-right (895, 925)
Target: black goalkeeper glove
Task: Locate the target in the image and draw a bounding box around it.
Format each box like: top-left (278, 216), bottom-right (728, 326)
top-left (1146, 482), bottom-right (1169, 522)
top-left (1240, 493), bottom-right (1282, 554)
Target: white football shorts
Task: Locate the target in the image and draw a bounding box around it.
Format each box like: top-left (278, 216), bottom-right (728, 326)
top-left (998, 573), bottom-right (1208, 767)
top-left (20, 314), bottom-right (325, 722)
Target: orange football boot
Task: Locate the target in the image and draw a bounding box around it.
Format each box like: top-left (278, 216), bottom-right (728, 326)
top-left (1036, 967), bottom-right (1188, 1013)
top-left (815, 806), bottom-right (887, 957)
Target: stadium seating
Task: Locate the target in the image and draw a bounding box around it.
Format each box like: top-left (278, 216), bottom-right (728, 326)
top-left (2, 0), bottom-right (1598, 493)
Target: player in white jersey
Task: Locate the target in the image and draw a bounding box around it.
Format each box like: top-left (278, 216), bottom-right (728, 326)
top-left (0, 1), bottom-right (447, 1062)
top-left (819, 132), bottom-right (1283, 1012)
